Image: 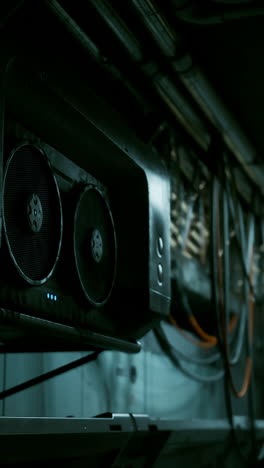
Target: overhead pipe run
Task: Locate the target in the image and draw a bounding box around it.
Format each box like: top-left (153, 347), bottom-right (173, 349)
top-left (86, 0), bottom-right (211, 150)
top-left (46, 0), bottom-right (211, 151)
top-left (211, 0), bottom-right (256, 4)
top-left (46, 0), bottom-right (264, 203)
top-left (169, 0), bottom-right (264, 24)
top-left (130, 0), bottom-right (264, 195)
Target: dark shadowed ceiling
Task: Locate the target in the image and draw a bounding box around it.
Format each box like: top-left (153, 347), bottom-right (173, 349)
top-left (162, 1), bottom-right (264, 161)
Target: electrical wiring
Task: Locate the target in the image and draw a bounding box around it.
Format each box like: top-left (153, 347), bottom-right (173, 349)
top-left (170, 155), bottom-right (222, 347)
top-left (171, 267), bottom-right (218, 347)
top-left (235, 201), bottom-right (257, 460)
top-left (211, 176), bottom-right (253, 398)
top-left (198, 193), bottom-right (208, 265)
top-left (170, 313), bottom-right (219, 349)
top-left (168, 144), bottom-right (249, 380)
top-left (154, 324), bottom-right (225, 382)
top-left (166, 256), bottom-right (245, 369)
top-left (159, 180), bottom-right (251, 390)
top-left (221, 187), bottom-right (253, 398)
top-left (179, 305), bottom-right (245, 365)
top-left (212, 174), bottom-right (258, 464)
top-left (169, 139), bottom-right (258, 456)
top-left (173, 182), bottom-right (235, 346)
top-left (165, 310), bottom-right (244, 366)
top-left (223, 164), bottom-right (255, 296)
top-left (169, 163), bottom-right (247, 368)
top-left (171, 183), bottom-right (246, 354)
top-left (171, 269), bottom-right (244, 355)
top-left (174, 354), bottom-right (225, 382)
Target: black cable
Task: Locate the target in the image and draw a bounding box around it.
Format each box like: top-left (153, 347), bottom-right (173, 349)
top-left (225, 165), bottom-right (255, 297)
top-left (222, 180), bottom-right (253, 393)
top-left (170, 271), bottom-right (245, 366)
top-left (168, 146), bottom-right (247, 376)
top-left (230, 180), bottom-right (257, 463)
top-left (0, 351), bottom-right (102, 400)
top-left (157, 177), bottom-right (248, 387)
top-left (211, 175), bottom-right (246, 461)
top-left (159, 327), bottom-right (221, 365)
top-left (239, 212), bottom-right (258, 463)
top-left (171, 160), bottom-right (221, 347)
top-left (213, 174), bottom-right (258, 464)
top-left (170, 172), bottom-right (246, 367)
top-left (221, 188), bottom-right (248, 368)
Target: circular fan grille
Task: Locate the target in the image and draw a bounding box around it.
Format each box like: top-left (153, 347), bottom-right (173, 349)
top-left (3, 143), bottom-right (63, 284)
top-left (74, 185), bottom-right (117, 307)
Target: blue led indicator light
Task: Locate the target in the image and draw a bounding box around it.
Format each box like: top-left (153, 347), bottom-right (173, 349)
top-left (51, 294), bottom-right (54, 300)
top-left (47, 293), bottom-right (50, 299)
top-left (54, 296), bottom-right (57, 301)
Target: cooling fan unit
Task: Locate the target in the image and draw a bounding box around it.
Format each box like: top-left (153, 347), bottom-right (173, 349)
top-left (0, 130), bottom-right (124, 350)
top-left (73, 185), bottom-right (117, 307)
top-left (0, 47), bottom-right (171, 351)
top-left (2, 143), bottom-right (63, 284)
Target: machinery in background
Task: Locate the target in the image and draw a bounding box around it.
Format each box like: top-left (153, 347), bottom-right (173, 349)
top-left (168, 139), bottom-right (259, 396)
top-left (0, 44), bottom-right (171, 352)
top-left (0, 72), bottom-right (171, 352)
top-left (1, 1), bottom-right (264, 466)
top-left (0, 121), bottom-right (118, 334)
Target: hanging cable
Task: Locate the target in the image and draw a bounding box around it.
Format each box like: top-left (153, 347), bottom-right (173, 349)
top-left (166, 184), bottom-right (246, 368)
top-left (220, 173), bottom-right (258, 462)
top-left (154, 324), bottom-right (225, 382)
top-left (169, 142), bottom-right (247, 371)
top-left (171, 173), bottom-right (241, 349)
top-left (161, 319), bottom-right (222, 364)
top-left (224, 165), bottom-right (255, 297)
top-left (212, 176), bottom-right (253, 398)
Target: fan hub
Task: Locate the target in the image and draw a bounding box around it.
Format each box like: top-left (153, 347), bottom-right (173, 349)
top-left (91, 228), bottom-right (103, 263)
top-left (27, 193), bottom-right (43, 233)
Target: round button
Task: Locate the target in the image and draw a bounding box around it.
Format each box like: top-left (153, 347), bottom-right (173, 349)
top-left (157, 236), bottom-right (164, 257)
top-left (157, 263), bottom-right (163, 285)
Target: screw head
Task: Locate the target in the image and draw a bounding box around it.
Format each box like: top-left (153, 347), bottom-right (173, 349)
top-left (27, 193), bottom-right (43, 233)
top-left (91, 229), bottom-right (103, 263)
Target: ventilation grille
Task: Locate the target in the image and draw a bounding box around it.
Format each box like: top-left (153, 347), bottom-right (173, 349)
top-left (74, 185), bottom-right (117, 306)
top-left (3, 144), bottom-right (62, 284)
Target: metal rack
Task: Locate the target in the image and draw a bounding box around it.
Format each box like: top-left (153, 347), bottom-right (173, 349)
top-left (0, 308), bottom-right (140, 354)
top-left (0, 414), bottom-right (263, 467)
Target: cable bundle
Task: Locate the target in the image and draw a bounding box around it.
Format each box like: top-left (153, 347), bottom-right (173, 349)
top-left (160, 163), bottom-right (260, 462)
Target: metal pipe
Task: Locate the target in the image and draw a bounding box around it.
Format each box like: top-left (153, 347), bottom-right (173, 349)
top-left (131, 0), bottom-right (264, 194)
top-left (45, 0), bottom-right (211, 151)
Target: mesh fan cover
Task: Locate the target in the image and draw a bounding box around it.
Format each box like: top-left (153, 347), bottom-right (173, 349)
top-left (73, 185), bottom-right (117, 307)
top-left (3, 143), bottom-right (63, 284)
